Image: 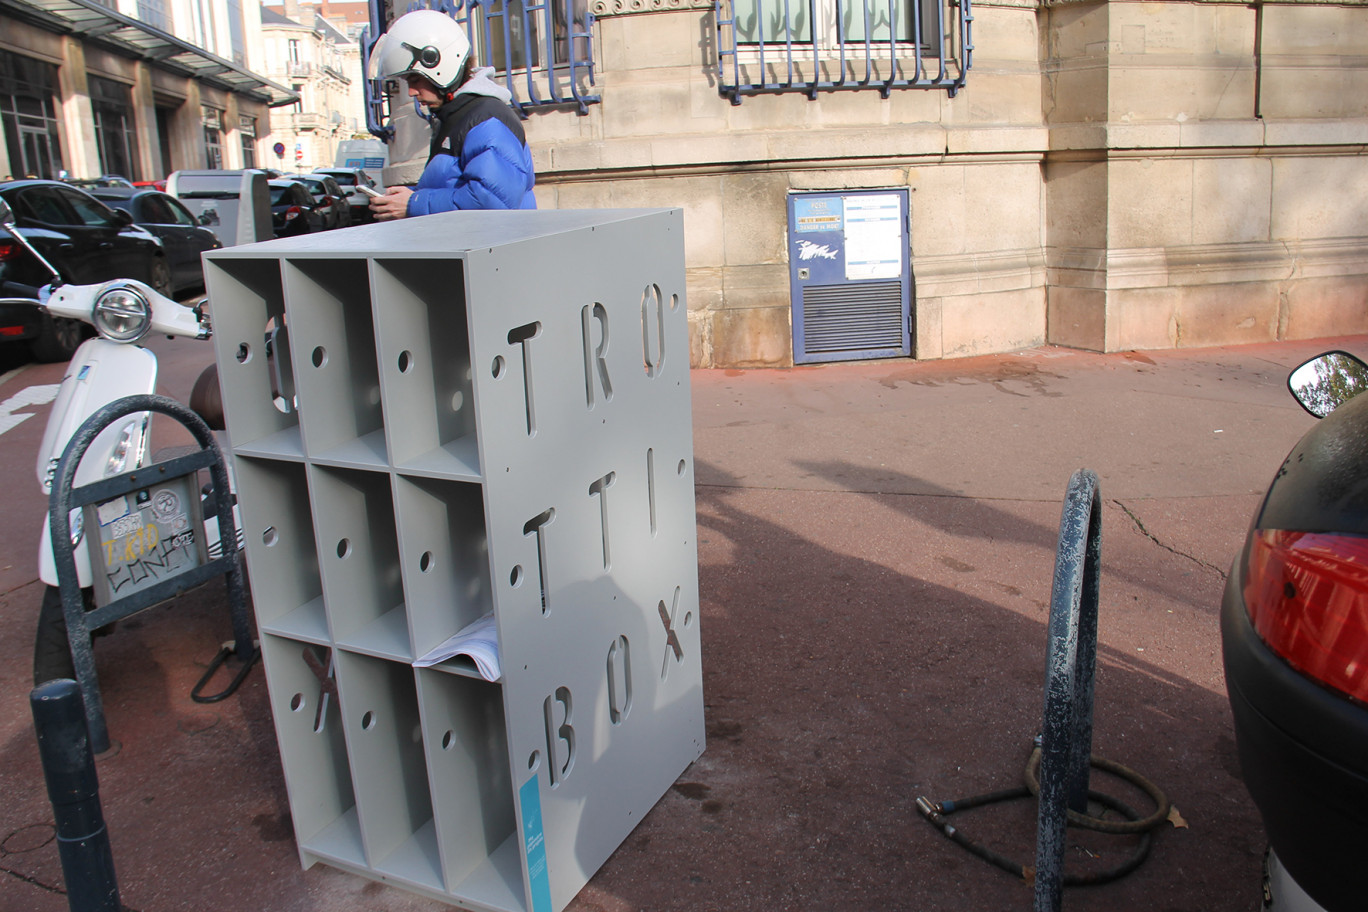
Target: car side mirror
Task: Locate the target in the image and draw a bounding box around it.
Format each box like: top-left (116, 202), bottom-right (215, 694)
top-left (1288, 351), bottom-right (1368, 418)
top-left (111, 208), bottom-right (134, 228)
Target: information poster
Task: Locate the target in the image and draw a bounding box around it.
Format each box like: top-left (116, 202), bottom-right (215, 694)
top-left (843, 194), bottom-right (903, 280)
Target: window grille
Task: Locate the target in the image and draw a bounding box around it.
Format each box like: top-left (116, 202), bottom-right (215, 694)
top-left (240, 115), bottom-right (258, 169)
top-left (0, 50), bottom-right (66, 179)
top-left (714, 0), bottom-right (972, 102)
top-left (203, 106), bottom-right (223, 169)
top-left (90, 76), bottom-right (140, 180)
top-left (362, 0), bottom-right (599, 139)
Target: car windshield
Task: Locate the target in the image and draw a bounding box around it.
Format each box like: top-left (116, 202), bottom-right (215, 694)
top-left (298, 179), bottom-right (324, 194)
top-left (269, 185), bottom-right (297, 205)
top-left (328, 173), bottom-right (357, 186)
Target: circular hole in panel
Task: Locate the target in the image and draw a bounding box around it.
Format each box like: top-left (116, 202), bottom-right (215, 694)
top-left (419, 551), bottom-right (434, 573)
top-left (290, 693), bottom-right (305, 712)
top-left (677, 459), bottom-right (687, 476)
top-left (262, 526), bottom-right (278, 547)
top-left (528, 750), bottom-right (540, 772)
top-left (398, 350), bottom-right (413, 373)
top-left (510, 565), bottom-right (524, 587)
top-left (235, 342), bottom-right (251, 363)
top-left (685, 611), bottom-right (694, 627)
top-left (442, 731), bottom-right (455, 750)
top-left (671, 293), bottom-right (680, 311)
top-left (361, 711), bottom-right (376, 731)
top-left (312, 346), bottom-right (327, 368)
top-left (337, 538), bottom-right (351, 559)
top-left (492, 355), bottom-right (506, 378)
top-left (450, 390), bottom-right (464, 412)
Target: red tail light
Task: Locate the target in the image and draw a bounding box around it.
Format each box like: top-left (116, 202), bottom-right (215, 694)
top-left (284, 206), bottom-right (301, 221)
top-left (0, 239), bottom-right (17, 262)
top-left (1245, 529), bottom-right (1368, 705)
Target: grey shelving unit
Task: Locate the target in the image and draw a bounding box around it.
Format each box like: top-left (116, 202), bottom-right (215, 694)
top-left (204, 210), bottom-right (704, 912)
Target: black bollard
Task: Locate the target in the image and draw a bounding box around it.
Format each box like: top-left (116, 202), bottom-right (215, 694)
top-left (30, 679), bottom-right (120, 912)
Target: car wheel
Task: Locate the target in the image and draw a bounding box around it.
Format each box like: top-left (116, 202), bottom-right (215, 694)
top-left (149, 258), bottom-right (172, 297)
top-left (28, 312), bottom-right (84, 363)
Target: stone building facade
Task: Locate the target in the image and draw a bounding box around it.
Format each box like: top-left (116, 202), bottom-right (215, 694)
top-left (511, 0), bottom-right (1368, 367)
top-left (0, 0), bottom-right (292, 182)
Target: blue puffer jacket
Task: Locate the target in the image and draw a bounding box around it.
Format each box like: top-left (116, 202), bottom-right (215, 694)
top-left (406, 68), bottom-right (537, 214)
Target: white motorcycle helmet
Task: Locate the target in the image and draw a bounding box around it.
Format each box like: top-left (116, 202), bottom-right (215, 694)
top-left (368, 9), bottom-right (471, 91)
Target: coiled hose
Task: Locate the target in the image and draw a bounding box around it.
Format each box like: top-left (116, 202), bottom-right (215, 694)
top-left (915, 744), bottom-right (1171, 886)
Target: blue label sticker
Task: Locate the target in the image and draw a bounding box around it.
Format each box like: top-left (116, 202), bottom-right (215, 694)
top-left (520, 775), bottom-right (553, 912)
top-left (793, 196), bottom-right (843, 234)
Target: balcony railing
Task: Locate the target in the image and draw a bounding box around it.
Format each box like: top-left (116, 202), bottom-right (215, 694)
top-left (363, 0), bottom-right (599, 140)
top-left (287, 61), bottom-right (313, 77)
top-left (714, 0), bottom-right (972, 102)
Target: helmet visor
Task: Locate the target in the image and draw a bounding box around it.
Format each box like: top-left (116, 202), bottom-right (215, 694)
top-left (367, 31), bottom-right (425, 82)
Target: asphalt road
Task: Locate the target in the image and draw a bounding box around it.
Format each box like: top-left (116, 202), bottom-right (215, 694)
top-left (2, 331), bottom-right (1361, 911)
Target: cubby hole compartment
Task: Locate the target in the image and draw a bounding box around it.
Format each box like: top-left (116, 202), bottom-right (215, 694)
top-left (334, 651), bottom-right (442, 891)
top-left (203, 258), bottom-right (303, 458)
top-left (416, 668), bottom-right (524, 911)
top-left (283, 259), bottom-right (387, 468)
top-left (234, 458), bottom-right (326, 642)
top-left (371, 259), bottom-right (480, 480)
top-left (393, 475), bottom-right (493, 663)
top-left (260, 635), bottom-right (364, 868)
top-left (307, 465), bottom-right (408, 660)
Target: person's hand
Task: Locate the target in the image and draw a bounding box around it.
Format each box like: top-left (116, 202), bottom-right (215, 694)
top-left (371, 186), bottom-right (413, 221)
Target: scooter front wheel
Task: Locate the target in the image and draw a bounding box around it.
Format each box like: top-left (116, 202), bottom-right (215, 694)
top-left (33, 584), bottom-right (97, 685)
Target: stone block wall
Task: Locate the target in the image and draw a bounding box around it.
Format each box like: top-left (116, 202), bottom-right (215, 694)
top-left (528, 0), bottom-right (1368, 367)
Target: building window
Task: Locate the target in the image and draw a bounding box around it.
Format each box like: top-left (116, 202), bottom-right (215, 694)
top-left (715, 0), bottom-right (972, 101)
top-left (90, 76), bottom-right (141, 180)
top-left (0, 50), bottom-right (65, 179)
top-left (288, 39), bottom-right (301, 65)
top-left (239, 115), bottom-right (257, 168)
top-left (137, 0), bottom-right (169, 31)
top-left (203, 106), bottom-right (223, 169)
top-left (290, 84), bottom-right (303, 115)
top-left (363, 0), bottom-right (598, 128)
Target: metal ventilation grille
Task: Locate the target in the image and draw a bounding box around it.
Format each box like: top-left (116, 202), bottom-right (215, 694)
top-left (800, 281), bottom-right (906, 355)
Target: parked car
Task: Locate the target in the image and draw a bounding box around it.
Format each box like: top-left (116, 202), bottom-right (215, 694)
top-left (289, 173), bottom-right (350, 229)
top-left (89, 187), bottom-right (222, 295)
top-left (312, 167), bottom-right (380, 224)
top-left (0, 179), bottom-right (170, 361)
top-left (63, 174), bottom-right (135, 189)
top-left (1221, 350), bottom-right (1368, 912)
top-left (267, 179), bottom-right (328, 238)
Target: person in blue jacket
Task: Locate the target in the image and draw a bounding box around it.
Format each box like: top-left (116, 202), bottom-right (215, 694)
top-left (368, 8), bottom-right (536, 220)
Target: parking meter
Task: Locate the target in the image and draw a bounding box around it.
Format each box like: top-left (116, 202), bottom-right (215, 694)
top-left (167, 170), bottom-right (272, 246)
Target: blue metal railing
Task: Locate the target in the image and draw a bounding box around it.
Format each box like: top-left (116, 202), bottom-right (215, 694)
top-left (714, 0), bottom-right (971, 103)
top-left (363, 0), bottom-right (598, 140)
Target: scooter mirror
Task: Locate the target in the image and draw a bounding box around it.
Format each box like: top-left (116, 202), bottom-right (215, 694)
top-left (1288, 351), bottom-right (1368, 419)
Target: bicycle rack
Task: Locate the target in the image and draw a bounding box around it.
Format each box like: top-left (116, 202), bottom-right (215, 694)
top-left (49, 394), bottom-right (256, 754)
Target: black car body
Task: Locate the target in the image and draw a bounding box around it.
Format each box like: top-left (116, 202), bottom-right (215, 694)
top-left (90, 187), bottom-right (222, 295)
top-left (1222, 357), bottom-right (1368, 912)
top-left (290, 174), bottom-right (349, 229)
top-left (267, 179), bottom-right (327, 238)
top-left (0, 179), bottom-right (169, 361)
top-left (312, 167), bottom-right (380, 224)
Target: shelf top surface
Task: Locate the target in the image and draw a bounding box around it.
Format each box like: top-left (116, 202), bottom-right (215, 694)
top-left (205, 208), bottom-right (681, 260)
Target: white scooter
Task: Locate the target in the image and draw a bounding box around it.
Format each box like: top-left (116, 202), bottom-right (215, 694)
top-left (0, 197), bottom-right (232, 683)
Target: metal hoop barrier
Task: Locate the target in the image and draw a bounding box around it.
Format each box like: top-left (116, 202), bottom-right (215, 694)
top-left (915, 470), bottom-right (1171, 911)
top-left (49, 394), bottom-right (256, 754)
